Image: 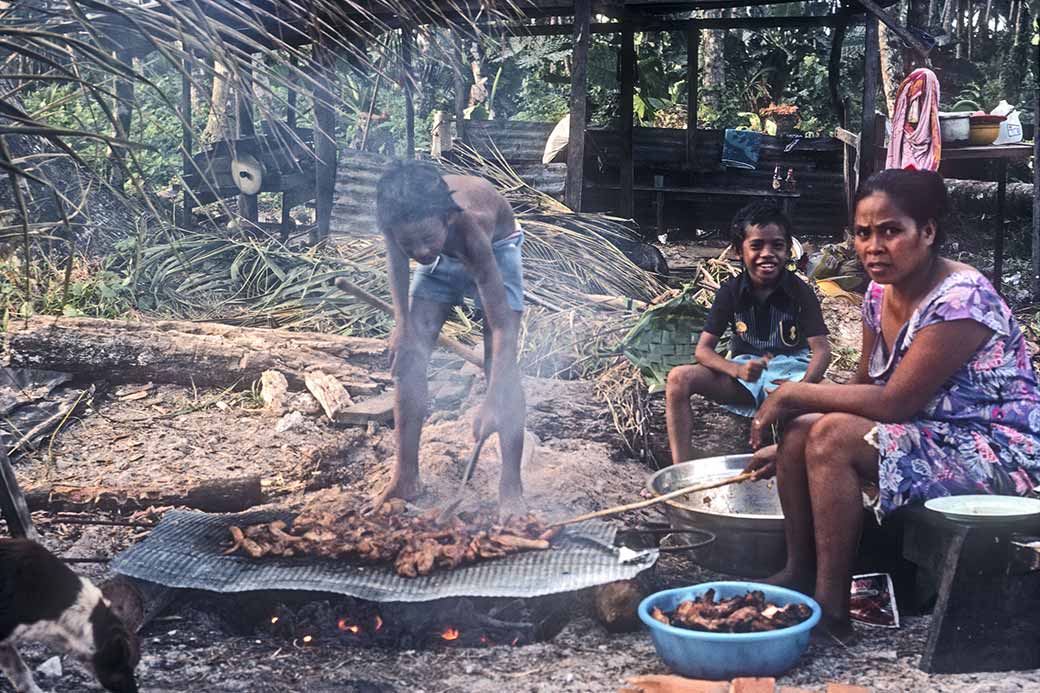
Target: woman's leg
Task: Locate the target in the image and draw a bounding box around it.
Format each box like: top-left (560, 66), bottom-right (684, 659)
top-left (665, 364), bottom-right (754, 465)
top-left (763, 413), bottom-right (822, 592)
top-left (803, 413), bottom-right (879, 639)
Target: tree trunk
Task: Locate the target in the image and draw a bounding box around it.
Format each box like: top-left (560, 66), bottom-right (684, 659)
top-left (201, 58), bottom-right (233, 147)
top-left (23, 476), bottom-right (265, 514)
top-left (941, 0), bottom-right (956, 35)
top-left (981, 0), bottom-right (992, 42)
top-left (5, 316), bottom-right (387, 393)
top-left (700, 9), bottom-right (726, 112)
top-left (106, 50), bottom-right (135, 191)
top-left (878, 1), bottom-right (907, 117)
top-left (955, 0), bottom-right (965, 59)
top-left (1001, 0), bottom-right (1031, 103)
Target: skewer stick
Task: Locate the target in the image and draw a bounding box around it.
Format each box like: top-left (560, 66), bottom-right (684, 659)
top-left (549, 470), bottom-right (760, 528)
top-left (334, 276), bottom-right (483, 367)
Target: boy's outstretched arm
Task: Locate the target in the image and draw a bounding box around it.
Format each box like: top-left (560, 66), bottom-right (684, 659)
top-left (803, 335), bottom-right (832, 383)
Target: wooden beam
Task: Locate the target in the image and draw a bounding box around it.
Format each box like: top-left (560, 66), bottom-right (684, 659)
top-left (686, 27), bottom-right (699, 170)
top-left (236, 60), bottom-right (258, 225)
top-left (620, 22), bottom-right (635, 219)
top-left (565, 0), bottom-right (591, 212)
top-left (858, 16), bottom-right (880, 188)
top-left (402, 26), bottom-right (416, 160)
top-left (312, 38), bottom-right (337, 243)
top-left (504, 14), bottom-right (848, 37)
top-left (855, 0), bottom-right (933, 58)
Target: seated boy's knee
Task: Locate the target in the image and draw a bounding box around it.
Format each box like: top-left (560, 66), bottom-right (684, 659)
top-left (666, 366), bottom-right (694, 397)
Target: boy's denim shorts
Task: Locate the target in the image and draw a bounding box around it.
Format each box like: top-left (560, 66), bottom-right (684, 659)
top-left (409, 231), bottom-right (524, 313)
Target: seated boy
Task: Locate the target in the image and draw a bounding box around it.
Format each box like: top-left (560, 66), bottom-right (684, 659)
top-left (370, 160), bottom-right (526, 513)
top-left (665, 202), bottom-right (831, 466)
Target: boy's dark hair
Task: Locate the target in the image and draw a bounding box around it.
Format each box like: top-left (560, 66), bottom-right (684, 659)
top-left (376, 160), bottom-right (462, 233)
top-left (729, 201), bottom-right (793, 249)
top-left (854, 168), bottom-right (947, 250)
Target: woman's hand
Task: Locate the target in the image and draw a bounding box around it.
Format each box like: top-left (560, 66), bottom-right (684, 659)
top-left (743, 444), bottom-right (778, 480)
top-left (750, 381), bottom-right (796, 449)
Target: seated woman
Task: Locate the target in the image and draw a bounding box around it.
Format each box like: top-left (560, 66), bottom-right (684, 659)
top-left (746, 169), bottom-right (1040, 642)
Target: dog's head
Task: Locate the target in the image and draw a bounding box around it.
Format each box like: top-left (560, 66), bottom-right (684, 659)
top-left (91, 605), bottom-right (140, 693)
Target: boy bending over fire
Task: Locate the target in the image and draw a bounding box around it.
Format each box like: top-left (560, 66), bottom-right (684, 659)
top-left (370, 160), bottom-right (526, 514)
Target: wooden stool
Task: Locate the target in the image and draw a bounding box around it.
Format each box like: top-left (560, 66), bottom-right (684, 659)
top-left (0, 447), bottom-right (36, 539)
top-left (901, 506), bottom-right (1040, 673)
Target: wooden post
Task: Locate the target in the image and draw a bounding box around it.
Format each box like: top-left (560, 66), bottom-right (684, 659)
top-left (180, 55), bottom-right (193, 229)
top-left (620, 21), bottom-right (635, 220)
top-left (858, 16), bottom-right (880, 187)
top-left (686, 27), bottom-right (699, 170)
top-left (236, 58), bottom-right (258, 225)
top-left (402, 26), bottom-right (416, 160)
top-left (828, 18), bottom-right (848, 128)
top-left (993, 159), bottom-right (1007, 293)
top-left (312, 38), bottom-right (337, 243)
top-left (565, 0), bottom-right (591, 212)
top-left (282, 58), bottom-right (297, 240)
top-left (0, 448), bottom-right (37, 540)
top-left (1033, 74), bottom-right (1040, 300)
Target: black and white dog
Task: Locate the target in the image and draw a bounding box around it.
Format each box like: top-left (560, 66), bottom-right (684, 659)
top-left (0, 539), bottom-right (139, 693)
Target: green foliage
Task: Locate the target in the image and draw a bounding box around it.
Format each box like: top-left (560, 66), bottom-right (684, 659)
top-left (0, 253), bottom-right (136, 323)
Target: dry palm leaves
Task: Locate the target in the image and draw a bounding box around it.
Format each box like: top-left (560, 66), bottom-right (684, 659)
top-left (224, 498), bottom-right (558, 578)
top-left (650, 589), bottom-right (812, 633)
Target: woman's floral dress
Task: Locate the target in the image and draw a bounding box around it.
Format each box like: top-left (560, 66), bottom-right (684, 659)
top-left (863, 270), bottom-right (1040, 517)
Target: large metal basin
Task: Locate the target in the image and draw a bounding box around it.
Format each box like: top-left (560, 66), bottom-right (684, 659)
top-left (647, 454), bottom-right (786, 578)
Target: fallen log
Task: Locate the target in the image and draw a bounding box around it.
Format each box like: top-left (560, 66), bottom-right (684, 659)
top-left (4, 316), bottom-right (386, 393)
top-left (100, 575), bottom-right (176, 634)
top-left (23, 475), bottom-right (263, 514)
top-left (945, 179), bottom-right (1034, 218)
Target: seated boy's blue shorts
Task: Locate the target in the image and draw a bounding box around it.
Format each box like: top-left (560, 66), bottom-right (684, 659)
top-left (409, 231), bottom-right (524, 313)
top-left (723, 349), bottom-right (811, 418)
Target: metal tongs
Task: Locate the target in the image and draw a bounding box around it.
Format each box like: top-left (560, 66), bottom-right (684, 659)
top-left (436, 433), bottom-right (490, 524)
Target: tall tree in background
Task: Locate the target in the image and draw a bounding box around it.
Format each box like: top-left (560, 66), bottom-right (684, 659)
top-left (1000, 0), bottom-right (1032, 103)
top-left (701, 9), bottom-right (726, 112)
top-left (201, 59), bottom-right (233, 147)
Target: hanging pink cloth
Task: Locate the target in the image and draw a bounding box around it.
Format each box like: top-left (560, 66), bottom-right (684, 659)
top-left (886, 68), bottom-right (942, 171)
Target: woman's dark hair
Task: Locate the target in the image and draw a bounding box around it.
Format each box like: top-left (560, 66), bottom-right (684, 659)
top-left (729, 200), bottom-right (793, 249)
top-left (376, 160), bottom-right (462, 232)
top-left (854, 169), bottom-right (948, 250)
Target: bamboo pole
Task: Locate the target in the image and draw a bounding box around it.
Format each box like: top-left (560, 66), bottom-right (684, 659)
top-left (333, 276), bottom-right (483, 367)
top-left (550, 470), bottom-right (760, 528)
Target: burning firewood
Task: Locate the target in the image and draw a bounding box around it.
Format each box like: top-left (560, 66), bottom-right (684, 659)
top-left (224, 500), bottom-right (556, 577)
top-left (655, 590), bottom-right (812, 633)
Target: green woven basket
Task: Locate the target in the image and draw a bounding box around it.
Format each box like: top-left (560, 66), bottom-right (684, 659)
top-left (619, 285), bottom-right (715, 393)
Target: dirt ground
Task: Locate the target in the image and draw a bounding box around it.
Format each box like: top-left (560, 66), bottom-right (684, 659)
top-left (6, 247), bottom-right (1040, 692)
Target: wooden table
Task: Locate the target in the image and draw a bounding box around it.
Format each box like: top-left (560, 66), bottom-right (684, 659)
top-left (939, 144), bottom-right (1034, 294)
top-left (874, 142), bottom-right (1034, 294)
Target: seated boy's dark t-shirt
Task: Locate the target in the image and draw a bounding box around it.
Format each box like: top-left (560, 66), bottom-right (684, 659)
top-left (703, 270), bottom-right (828, 357)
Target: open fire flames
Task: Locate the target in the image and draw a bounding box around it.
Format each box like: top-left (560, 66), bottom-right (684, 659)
top-left (256, 594), bottom-right (568, 650)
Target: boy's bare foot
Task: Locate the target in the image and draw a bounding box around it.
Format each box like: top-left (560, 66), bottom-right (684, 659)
top-left (759, 568), bottom-right (814, 595)
top-left (369, 475), bottom-right (422, 513)
top-left (811, 616), bottom-right (858, 648)
top-left (498, 492), bottom-right (528, 521)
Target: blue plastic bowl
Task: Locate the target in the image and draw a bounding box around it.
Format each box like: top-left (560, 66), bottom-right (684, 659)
top-left (638, 581), bottom-right (821, 680)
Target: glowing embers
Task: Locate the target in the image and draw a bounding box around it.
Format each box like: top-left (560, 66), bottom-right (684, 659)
top-left (263, 595), bottom-right (568, 649)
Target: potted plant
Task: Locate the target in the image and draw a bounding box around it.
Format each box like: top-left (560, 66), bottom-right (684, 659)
top-left (759, 104), bottom-right (800, 137)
